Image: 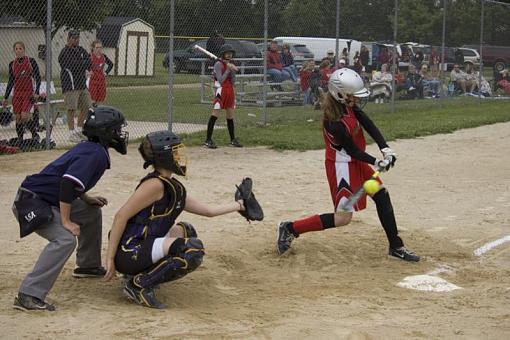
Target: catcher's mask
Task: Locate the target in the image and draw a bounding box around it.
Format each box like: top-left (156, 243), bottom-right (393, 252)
top-left (139, 130), bottom-right (187, 176)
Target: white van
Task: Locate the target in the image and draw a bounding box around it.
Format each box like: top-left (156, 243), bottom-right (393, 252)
top-left (273, 36), bottom-right (362, 64)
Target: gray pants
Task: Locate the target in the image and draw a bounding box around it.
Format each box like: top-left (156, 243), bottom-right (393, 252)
top-left (14, 190), bottom-right (102, 300)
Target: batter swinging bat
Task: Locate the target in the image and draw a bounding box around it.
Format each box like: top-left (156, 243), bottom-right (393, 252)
top-left (340, 165), bottom-right (384, 212)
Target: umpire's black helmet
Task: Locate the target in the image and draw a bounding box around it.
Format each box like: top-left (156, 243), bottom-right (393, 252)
top-left (83, 106), bottom-right (128, 155)
top-left (218, 44), bottom-right (235, 58)
top-left (139, 130), bottom-right (187, 176)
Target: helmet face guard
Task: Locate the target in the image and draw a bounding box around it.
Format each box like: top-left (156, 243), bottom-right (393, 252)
top-left (139, 131), bottom-right (187, 176)
top-left (109, 124), bottom-right (129, 155)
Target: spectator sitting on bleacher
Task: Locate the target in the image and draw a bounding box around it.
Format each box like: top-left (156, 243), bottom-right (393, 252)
top-left (352, 52), bottom-right (363, 74)
top-left (450, 64), bottom-right (474, 94)
top-left (370, 63), bottom-right (392, 103)
top-left (400, 64), bottom-right (423, 99)
top-left (299, 61), bottom-right (315, 105)
top-left (281, 44), bottom-right (298, 82)
top-left (378, 47), bottom-right (390, 70)
top-left (2, 41), bottom-right (41, 146)
top-left (419, 64), bottom-right (440, 98)
top-left (266, 41), bottom-right (291, 90)
top-left (497, 69), bottom-right (510, 95)
top-left (464, 62), bottom-right (479, 92)
top-left (360, 45), bottom-right (370, 71)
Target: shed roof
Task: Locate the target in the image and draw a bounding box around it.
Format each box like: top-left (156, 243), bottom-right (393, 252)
top-left (97, 17), bottom-right (153, 48)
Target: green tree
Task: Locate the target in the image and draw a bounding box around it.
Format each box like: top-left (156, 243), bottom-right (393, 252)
top-left (1, 0), bottom-right (110, 38)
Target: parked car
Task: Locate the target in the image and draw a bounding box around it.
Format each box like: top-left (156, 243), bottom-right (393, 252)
top-left (163, 39), bottom-right (262, 74)
top-left (458, 47), bottom-right (480, 67)
top-left (463, 44), bottom-right (510, 72)
top-left (256, 42), bottom-right (314, 66)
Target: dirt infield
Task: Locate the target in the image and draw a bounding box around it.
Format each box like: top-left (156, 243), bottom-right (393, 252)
top-left (0, 122), bottom-right (509, 339)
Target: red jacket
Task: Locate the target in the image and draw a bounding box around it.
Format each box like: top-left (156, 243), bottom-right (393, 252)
top-left (266, 50), bottom-right (282, 70)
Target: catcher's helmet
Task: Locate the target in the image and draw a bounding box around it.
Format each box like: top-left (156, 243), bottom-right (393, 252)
top-left (139, 130), bottom-right (187, 176)
top-left (83, 106), bottom-right (128, 155)
top-left (218, 44), bottom-right (235, 58)
top-left (328, 68), bottom-right (369, 103)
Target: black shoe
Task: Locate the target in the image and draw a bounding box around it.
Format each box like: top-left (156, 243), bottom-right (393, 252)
top-left (389, 247), bottom-right (420, 262)
top-left (230, 138), bottom-right (243, 147)
top-left (123, 279), bottom-right (164, 309)
top-left (72, 266), bottom-right (106, 278)
top-left (203, 139), bottom-right (217, 149)
top-left (13, 292), bottom-right (55, 311)
top-left (276, 221), bottom-right (296, 255)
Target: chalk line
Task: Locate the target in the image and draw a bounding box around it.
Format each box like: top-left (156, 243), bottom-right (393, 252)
top-left (473, 234), bottom-right (510, 257)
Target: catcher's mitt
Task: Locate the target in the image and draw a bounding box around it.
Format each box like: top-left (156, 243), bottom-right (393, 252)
top-left (235, 177), bottom-right (264, 222)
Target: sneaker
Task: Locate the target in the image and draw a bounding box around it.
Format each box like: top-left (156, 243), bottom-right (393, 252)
top-left (230, 138), bottom-right (243, 147)
top-left (203, 139), bottom-right (217, 149)
top-left (123, 279), bottom-right (164, 309)
top-left (389, 247), bottom-right (420, 262)
top-left (276, 221), bottom-right (296, 255)
top-left (13, 292), bottom-right (55, 311)
top-left (72, 266), bottom-right (107, 278)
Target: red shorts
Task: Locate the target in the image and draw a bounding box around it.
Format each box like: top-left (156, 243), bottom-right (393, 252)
top-left (89, 80), bottom-right (106, 102)
top-left (213, 85), bottom-right (235, 109)
top-left (12, 94), bottom-right (33, 114)
top-left (325, 160), bottom-right (382, 212)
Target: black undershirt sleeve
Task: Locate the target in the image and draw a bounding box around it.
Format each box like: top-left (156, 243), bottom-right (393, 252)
top-left (4, 62), bottom-right (14, 100)
top-left (326, 121), bottom-right (377, 165)
top-left (105, 55), bottom-right (114, 75)
top-left (59, 177), bottom-right (81, 204)
top-left (30, 58), bottom-right (41, 95)
top-left (352, 106), bottom-right (389, 150)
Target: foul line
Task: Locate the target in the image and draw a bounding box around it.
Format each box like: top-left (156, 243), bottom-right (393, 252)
top-left (473, 234), bottom-right (510, 256)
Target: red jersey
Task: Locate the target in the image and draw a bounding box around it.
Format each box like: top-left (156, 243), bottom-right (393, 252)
top-left (320, 67), bottom-right (332, 87)
top-left (90, 53), bottom-right (106, 83)
top-left (213, 60), bottom-right (234, 88)
top-left (12, 57), bottom-right (33, 96)
top-left (323, 107), bottom-right (366, 163)
top-left (299, 69), bottom-right (312, 91)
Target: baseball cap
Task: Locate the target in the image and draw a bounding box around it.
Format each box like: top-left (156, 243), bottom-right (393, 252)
top-left (68, 29), bottom-right (80, 38)
top-left (327, 49), bottom-right (334, 55)
top-left (339, 58), bottom-right (346, 64)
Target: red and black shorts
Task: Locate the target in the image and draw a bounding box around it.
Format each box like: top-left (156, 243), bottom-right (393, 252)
top-left (325, 160), bottom-right (382, 212)
top-left (213, 85), bottom-right (235, 109)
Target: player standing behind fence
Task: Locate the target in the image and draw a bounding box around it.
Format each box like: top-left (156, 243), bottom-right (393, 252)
top-left (11, 106), bottom-right (128, 311)
top-left (88, 40), bottom-right (113, 106)
top-left (59, 30), bottom-right (93, 143)
top-left (276, 68), bottom-right (420, 262)
top-left (2, 41), bottom-right (41, 145)
top-left (104, 130), bottom-right (247, 308)
top-left (204, 44), bottom-right (243, 149)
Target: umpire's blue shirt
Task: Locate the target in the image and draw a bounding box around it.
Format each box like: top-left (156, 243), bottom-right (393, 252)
top-left (21, 141), bottom-right (111, 207)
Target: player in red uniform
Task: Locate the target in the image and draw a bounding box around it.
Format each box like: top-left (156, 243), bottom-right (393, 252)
top-left (2, 41), bottom-right (41, 144)
top-left (204, 44), bottom-right (242, 149)
top-left (88, 40), bottom-right (113, 105)
top-left (276, 68), bottom-right (420, 262)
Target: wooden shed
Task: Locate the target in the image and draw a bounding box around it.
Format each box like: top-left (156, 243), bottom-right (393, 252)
top-left (97, 17), bottom-right (155, 76)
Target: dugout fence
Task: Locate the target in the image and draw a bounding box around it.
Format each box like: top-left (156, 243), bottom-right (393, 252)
top-left (0, 0), bottom-right (508, 152)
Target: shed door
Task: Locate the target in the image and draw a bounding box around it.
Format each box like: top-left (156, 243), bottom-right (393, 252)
top-left (125, 31), bottom-right (149, 76)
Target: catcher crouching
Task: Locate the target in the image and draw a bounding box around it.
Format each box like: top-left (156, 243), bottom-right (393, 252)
top-left (104, 130), bottom-right (263, 308)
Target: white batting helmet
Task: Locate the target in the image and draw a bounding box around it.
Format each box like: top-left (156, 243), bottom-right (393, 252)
top-left (328, 68), bottom-right (369, 103)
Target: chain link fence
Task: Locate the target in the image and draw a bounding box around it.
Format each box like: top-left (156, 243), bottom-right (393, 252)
top-left (1, 0), bottom-right (509, 153)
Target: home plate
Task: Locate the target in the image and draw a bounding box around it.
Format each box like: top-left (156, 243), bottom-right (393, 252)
top-left (397, 275), bottom-right (462, 292)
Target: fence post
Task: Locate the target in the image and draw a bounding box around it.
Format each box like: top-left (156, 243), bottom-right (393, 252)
top-left (335, 0), bottom-right (340, 68)
top-left (167, 0), bottom-right (175, 132)
top-left (440, 0), bottom-right (447, 100)
top-left (391, 0), bottom-right (398, 113)
top-left (44, 0), bottom-right (52, 149)
top-left (263, 0), bottom-right (268, 126)
top-left (478, 0), bottom-right (485, 105)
